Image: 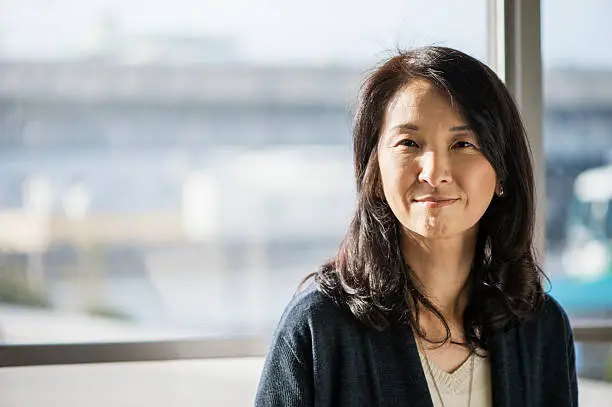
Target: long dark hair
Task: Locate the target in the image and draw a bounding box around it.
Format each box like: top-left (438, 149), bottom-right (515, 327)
top-left (314, 46), bottom-right (545, 350)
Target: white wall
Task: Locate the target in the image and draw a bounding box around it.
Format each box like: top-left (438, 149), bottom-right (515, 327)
top-left (0, 358), bottom-right (262, 407)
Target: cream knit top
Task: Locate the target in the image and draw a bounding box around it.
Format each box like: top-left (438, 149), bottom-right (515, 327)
top-left (417, 349), bottom-right (493, 407)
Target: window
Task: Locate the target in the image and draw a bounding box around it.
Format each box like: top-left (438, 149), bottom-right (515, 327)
top-left (0, 0), bottom-right (487, 346)
top-left (3, 2), bottom-right (612, 405)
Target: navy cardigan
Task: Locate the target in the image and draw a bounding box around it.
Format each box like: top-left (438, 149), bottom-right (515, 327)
top-left (255, 283), bottom-right (578, 406)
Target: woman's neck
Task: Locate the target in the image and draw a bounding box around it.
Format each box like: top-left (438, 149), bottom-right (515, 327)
top-left (402, 226), bottom-right (478, 324)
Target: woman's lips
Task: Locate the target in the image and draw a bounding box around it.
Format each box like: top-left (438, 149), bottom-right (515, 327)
top-left (412, 198), bottom-right (458, 208)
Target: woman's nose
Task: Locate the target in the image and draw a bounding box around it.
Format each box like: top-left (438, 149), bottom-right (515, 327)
top-left (417, 151), bottom-right (452, 187)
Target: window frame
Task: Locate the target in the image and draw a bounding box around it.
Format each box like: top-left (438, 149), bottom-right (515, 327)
top-left (0, 337), bottom-right (269, 367)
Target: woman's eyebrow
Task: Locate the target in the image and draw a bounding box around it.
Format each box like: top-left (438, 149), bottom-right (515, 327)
top-left (449, 125), bottom-right (471, 132)
top-left (391, 122), bottom-right (420, 132)
top-left (392, 123), bottom-right (471, 132)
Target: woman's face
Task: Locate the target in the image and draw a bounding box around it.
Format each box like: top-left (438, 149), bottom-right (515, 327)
top-left (377, 79), bottom-right (497, 239)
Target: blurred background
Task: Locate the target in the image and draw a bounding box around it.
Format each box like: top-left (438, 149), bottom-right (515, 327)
top-left (0, 0), bottom-right (611, 405)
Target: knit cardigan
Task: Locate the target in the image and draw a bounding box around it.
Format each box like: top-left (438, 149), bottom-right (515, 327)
top-left (255, 283), bottom-right (578, 406)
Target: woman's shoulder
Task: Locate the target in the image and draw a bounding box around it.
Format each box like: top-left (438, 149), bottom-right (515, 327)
top-left (277, 281), bottom-right (351, 332)
top-left (522, 293), bottom-right (573, 340)
top-left (541, 294), bottom-right (571, 328)
top-left (272, 281), bottom-right (358, 349)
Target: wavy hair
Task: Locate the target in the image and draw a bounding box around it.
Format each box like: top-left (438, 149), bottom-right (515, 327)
top-left (314, 46), bottom-right (545, 350)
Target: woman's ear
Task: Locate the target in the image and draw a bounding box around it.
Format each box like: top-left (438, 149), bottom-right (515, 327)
top-left (495, 182), bottom-right (505, 197)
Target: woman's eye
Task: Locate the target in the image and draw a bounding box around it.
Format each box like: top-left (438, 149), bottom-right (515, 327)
top-left (453, 141), bottom-right (477, 149)
top-left (399, 139), bottom-right (419, 148)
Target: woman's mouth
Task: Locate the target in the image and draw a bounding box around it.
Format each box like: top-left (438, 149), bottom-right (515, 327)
top-left (412, 198), bottom-right (459, 208)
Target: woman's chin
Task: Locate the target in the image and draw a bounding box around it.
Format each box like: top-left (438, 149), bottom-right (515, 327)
top-left (405, 223), bottom-right (451, 239)
top-left (404, 221), bottom-right (479, 241)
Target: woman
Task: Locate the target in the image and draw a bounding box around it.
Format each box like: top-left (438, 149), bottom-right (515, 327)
top-left (255, 46), bottom-right (577, 407)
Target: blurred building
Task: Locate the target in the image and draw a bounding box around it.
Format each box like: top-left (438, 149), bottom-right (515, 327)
top-left (1, 60), bottom-right (611, 243)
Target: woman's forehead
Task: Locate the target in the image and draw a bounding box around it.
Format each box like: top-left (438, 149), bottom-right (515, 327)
top-left (382, 81), bottom-right (466, 131)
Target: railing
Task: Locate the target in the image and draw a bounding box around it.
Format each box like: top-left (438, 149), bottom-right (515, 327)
top-left (0, 337), bottom-right (269, 367)
top-left (573, 320), bottom-right (612, 342)
top-left (2, 321), bottom-right (611, 368)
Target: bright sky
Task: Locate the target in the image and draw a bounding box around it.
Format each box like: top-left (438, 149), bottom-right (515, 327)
top-left (1, 0), bottom-right (610, 68)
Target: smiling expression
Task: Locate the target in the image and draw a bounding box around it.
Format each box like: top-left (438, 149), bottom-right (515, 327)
top-left (377, 79), bottom-right (498, 239)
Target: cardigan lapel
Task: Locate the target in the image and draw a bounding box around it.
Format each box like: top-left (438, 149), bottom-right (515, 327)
top-left (490, 327), bottom-right (527, 407)
top-left (379, 325), bottom-right (434, 407)
top-left (403, 328), bottom-right (436, 407)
